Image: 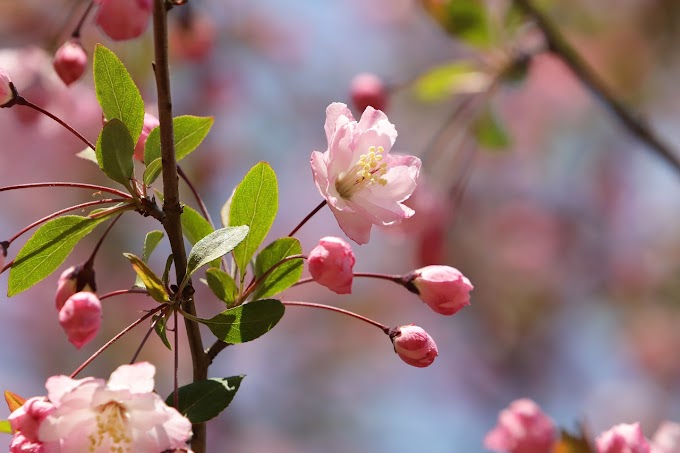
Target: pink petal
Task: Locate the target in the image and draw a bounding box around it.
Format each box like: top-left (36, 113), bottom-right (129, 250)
top-left (330, 205), bottom-right (373, 244)
top-left (356, 106), bottom-right (397, 146)
top-left (324, 103), bottom-right (354, 144)
top-left (107, 362), bottom-right (155, 394)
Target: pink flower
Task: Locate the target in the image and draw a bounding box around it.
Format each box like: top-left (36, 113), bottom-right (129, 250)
top-left (311, 102), bottom-right (421, 244)
top-left (58, 292), bottom-right (102, 349)
top-left (55, 265), bottom-right (96, 311)
top-left (404, 265), bottom-right (473, 315)
top-left (484, 399), bottom-right (556, 453)
top-left (652, 422), bottom-right (680, 453)
top-left (390, 325), bottom-right (438, 368)
top-left (350, 73), bottom-right (388, 114)
top-left (95, 0), bottom-right (152, 41)
top-left (0, 68), bottom-right (15, 107)
top-left (52, 40), bottom-right (87, 86)
top-left (8, 397), bottom-right (55, 452)
top-left (135, 112), bottom-right (159, 161)
top-left (39, 362), bottom-right (192, 452)
top-left (308, 236), bottom-right (356, 294)
top-left (596, 423), bottom-right (650, 453)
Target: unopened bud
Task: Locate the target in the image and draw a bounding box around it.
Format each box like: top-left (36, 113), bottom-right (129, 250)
top-left (59, 292), bottom-right (102, 349)
top-left (389, 325), bottom-right (438, 368)
top-left (308, 236), bottom-right (355, 294)
top-left (55, 265), bottom-right (96, 311)
top-left (350, 73), bottom-right (388, 114)
top-left (403, 265), bottom-right (473, 316)
top-left (95, 0), bottom-right (153, 41)
top-left (484, 399), bottom-right (557, 453)
top-left (0, 241), bottom-right (7, 271)
top-left (53, 40), bottom-right (88, 86)
top-left (0, 69), bottom-right (16, 107)
top-left (135, 113), bottom-right (159, 162)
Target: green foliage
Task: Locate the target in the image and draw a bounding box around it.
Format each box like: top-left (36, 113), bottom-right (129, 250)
top-left (181, 205), bottom-right (219, 268)
top-left (413, 62), bottom-right (489, 102)
top-left (165, 376), bottom-right (244, 424)
top-left (473, 108), bottom-right (511, 149)
top-left (133, 230), bottom-right (164, 288)
top-left (202, 299), bottom-right (285, 344)
top-left (8, 216), bottom-right (106, 296)
top-left (143, 158), bottom-right (162, 186)
top-left (123, 253), bottom-right (169, 303)
top-left (184, 226), bottom-right (249, 286)
top-left (93, 44), bottom-right (145, 142)
top-left (95, 119), bottom-right (135, 191)
top-left (204, 268), bottom-right (240, 306)
top-left (0, 420), bottom-right (10, 434)
top-left (229, 162), bottom-right (278, 280)
top-left (153, 311), bottom-right (172, 350)
top-left (252, 238), bottom-right (303, 300)
top-left (423, 0), bottom-right (491, 48)
top-left (143, 115), bottom-right (215, 167)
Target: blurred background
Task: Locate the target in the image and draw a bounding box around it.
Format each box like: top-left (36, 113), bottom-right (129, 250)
top-left (2, 0), bottom-right (680, 451)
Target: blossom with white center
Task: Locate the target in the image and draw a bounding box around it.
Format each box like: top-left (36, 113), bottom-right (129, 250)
top-left (38, 362), bottom-right (192, 452)
top-left (311, 102), bottom-right (421, 244)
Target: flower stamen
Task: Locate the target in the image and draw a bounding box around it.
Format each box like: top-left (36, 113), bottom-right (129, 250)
top-left (336, 145), bottom-right (388, 198)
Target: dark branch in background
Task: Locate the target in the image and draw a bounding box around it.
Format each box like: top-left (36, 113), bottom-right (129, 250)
top-left (513, 0), bottom-right (680, 175)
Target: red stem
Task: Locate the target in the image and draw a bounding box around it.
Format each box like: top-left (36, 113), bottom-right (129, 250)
top-left (0, 182), bottom-right (132, 199)
top-left (288, 200), bottom-right (327, 237)
top-left (282, 300), bottom-right (390, 333)
top-left (99, 288), bottom-right (150, 301)
top-left (15, 97), bottom-right (95, 150)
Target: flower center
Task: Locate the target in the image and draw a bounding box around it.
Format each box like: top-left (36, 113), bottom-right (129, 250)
top-left (335, 145), bottom-right (388, 199)
top-left (89, 401), bottom-right (131, 452)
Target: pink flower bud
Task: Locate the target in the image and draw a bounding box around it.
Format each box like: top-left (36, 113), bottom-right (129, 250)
top-left (0, 241), bottom-right (7, 271)
top-left (350, 73), bottom-right (388, 114)
top-left (308, 236), bottom-right (356, 294)
top-left (55, 266), bottom-right (96, 311)
top-left (58, 292), bottom-right (102, 349)
top-left (135, 112), bottom-right (160, 162)
top-left (596, 423), bottom-right (650, 453)
top-left (390, 325), bottom-right (438, 368)
top-left (405, 265), bottom-right (473, 316)
top-left (484, 399), bottom-right (556, 453)
top-left (0, 68), bottom-right (15, 107)
top-left (9, 396), bottom-right (55, 450)
top-left (52, 40), bottom-right (87, 86)
top-left (652, 422), bottom-right (680, 453)
top-left (95, 0), bottom-right (152, 41)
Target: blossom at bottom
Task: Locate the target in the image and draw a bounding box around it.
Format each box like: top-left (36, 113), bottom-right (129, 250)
top-left (484, 398), bottom-right (556, 453)
top-left (596, 423), bottom-right (650, 453)
top-left (652, 422), bottom-right (680, 453)
top-left (8, 396), bottom-right (55, 453)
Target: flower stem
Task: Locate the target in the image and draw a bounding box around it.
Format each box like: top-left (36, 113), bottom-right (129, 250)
top-left (294, 272), bottom-right (403, 288)
top-left (288, 200), bottom-right (327, 237)
top-left (239, 254), bottom-right (306, 304)
top-left (0, 182), bottom-right (132, 199)
top-left (84, 213), bottom-right (123, 268)
top-left (99, 288), bottom-right (149, 301)
top-left (71, 0), bottom-right (95, 39)
top-left (282, 301), bottom-right (390, 333)
top-left (178, 165), bottom-right (214, 227)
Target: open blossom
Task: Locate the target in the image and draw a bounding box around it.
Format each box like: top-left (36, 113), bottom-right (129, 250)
top-left (311, 102), bottom-right (421, 244)
top-left (135, 112), bottom-right (159, 161)
top-left (58, 292), bottom-right (102, 349)
top-left (36, 362), bottom-right (192, 452)
top-left (308, 236), bottom-right (355, 294)
top-left (390, 325), bottom-right (438, 367)
top-left (95, 0), bottom-right (152, 41)
top-left (9, 396), bottom-right (55, 452)
top-left (0, 68), bottom-right (14, 106)
top-left (652, 422), bottom-right (680, 453)
top-left (597, 423), bottom-right (651, 453)
top-left (484, 399), bottom-right (556, 453)
top-left (52, 40), bottom-right (87, 86)
top-left (404, 265), bottom-right (473, 315)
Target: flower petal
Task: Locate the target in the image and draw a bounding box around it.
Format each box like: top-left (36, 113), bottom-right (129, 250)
top-left (108, 362), bottom-right (155, 394)
top-left (330, 205), bottom-right (373, 244)
top-left (324, 102), bottom-right (354, 144)
top-left (356, 106), bottom-right (397, 146)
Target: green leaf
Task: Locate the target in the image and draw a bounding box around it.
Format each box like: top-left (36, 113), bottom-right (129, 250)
top-left (413, 62), bottom-right (489, 102)
top-left (143, 158), bottom-right (162, 186)
top-left (204, 268), bottom-right (239, 306)
top-left (0, 420), bottom-right (10, 434)
top-left (144, 115), bottom-right (214, 166)
top-left (182, 205), bottom-right (219, 268)
top-left (424, 0), bottom-right (491, 48)
top-left (229, 162), bottom-right (278, 279)
top-left (95, 118), bottom-right (135, 190)
top-left (252, 238), bottom-right (302, 300)
top-left (202, 299), bottom-right (284, 344)
top-left (165, 376), bottom-right (244, 424)
top-left (473, 108), bottom-right (511, 149)
top-left (133, 230), bottom-right (164, 288)
top-left (184, 226), bottom-right (249, 283)
top-left (162, 254), bottom-right (173, 287)
top-left (123, 253), bottom-right (169, 303)
top-left (93, 44), bottom-right (145, 142)
top-left (8, 216), bottom-right (105, 296)
top-left (76, 147), bottom-right (98, 164)
top-left (153, 312), bottom-right (172, 350)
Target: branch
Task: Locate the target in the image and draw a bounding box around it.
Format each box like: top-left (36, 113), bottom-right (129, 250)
top-left (513, 0), bottom-right (680, 175)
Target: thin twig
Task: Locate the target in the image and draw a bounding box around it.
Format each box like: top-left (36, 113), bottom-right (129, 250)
top-left (0, 182), bottom-right (131, 199)
top-left (288, 200), bottom-right (327, 237)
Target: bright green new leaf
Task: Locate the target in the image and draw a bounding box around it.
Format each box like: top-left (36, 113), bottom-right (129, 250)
top-left (123, 253), bottom-right (169, 303)
top-left (413, 62), bottom-right (489, 102)
top-left (95, 119), bottom-right (135, 190)
top-left (181, 205), bottom-right (219, 268)
top-left (204, 268), bottom-right (239, 306)
top-left (165, 376), bottom-right (244, 424)
top-left (153, 312), bottom-right (172, 350)
top-left (424, 0), bottom-right (491, 48)
top-left (474, 108), bottom-right (511, 150)
top-left (133, 230), bottom-right (164, 288)
top-left (144, 115), bottom-right (214, 166)
top-left (202, 299), bottom-right (284, 344)
top-left (8, 216), bottom-right (106, 296)
top-left (229, 162), bottom-right (278, 279)
top-left (184, 226), bottom-right (249, 284)
top-left (0, 420), bottom-right (10, 434)
top-left (93, 44), bottom-right (145, 142)
top-left (252, 238), bottom-right (303, 300)
top-left (143, 158), bottom-right (162, 186)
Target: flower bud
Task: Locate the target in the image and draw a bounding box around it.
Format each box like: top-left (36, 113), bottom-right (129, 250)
top-left (134, 112), bottom-right (160, 162)
top-left (95, 0), bottom-right (153, 41)
top-left (652, 422), bottom-right (680, 453)
top-left (0, 68), bottom-right (15, 107)
top-left (52, 40), bottom-right (87, 86)
top-left (389, 325), bottom-right (438, 368)
top-left (59, 292), bottom-right (102, 349)
top-left (55, 265), bottom-right (96, 311)
top-left (484, 399), bottom-right (556, 453)
top-left (0, 241), bottom-right (7, 271)
top-left (596, 423), bottom-right (650, 453)
top-left (308, 236), bottom-right (356, 294)
top-left (9, 397), bottom-right (54, 443)
top-left (403, 265), bottom-right (473, 316)
top-left (350, 73), bottom-right (388, 114)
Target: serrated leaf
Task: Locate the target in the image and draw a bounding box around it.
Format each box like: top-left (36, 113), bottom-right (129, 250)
top-left (229, 163), bottom-right (278, 279)
top-left (8, 216), bottom-right (105, 296)
top-left (165, 376), bottom-right (244, 424)
top-left (143, 157), bottom-right (162, 185)
top-left (123, 253), bottom-right (169, 303)
top-left (413, 62), bottom-right (490, 102)
top-left (95, 118), bottom-right (135, 190)
top-left (202, 299), bottom-right (284, 344)
top-left (0, 420), bottom-right (11, 434)
top-left (153, 312), bottom-right (172, 350)
top-left (93, 44), bottom-right (144, 142)
top-left (252, 238), bottom-right (302, 300)
top-left (4, 391), bottom-right (25, 413)
top-left (76, 147), bottom-right (98, 164)
top-left (474, 108), bottom-right (511, 149)
top-left (144, 115), bottom-right (214, 166)
top-left (184, 226), bottom-right (249, 284)
top-left (204, 268), bottom-right (239, 306)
